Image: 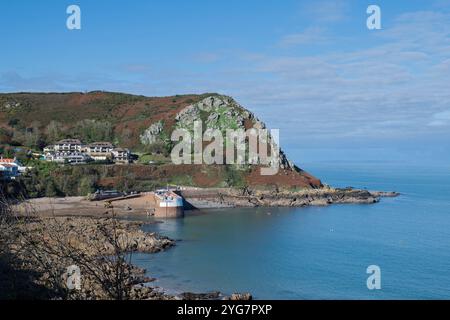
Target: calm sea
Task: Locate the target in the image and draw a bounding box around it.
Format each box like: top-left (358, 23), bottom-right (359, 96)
top-left (132, 161), bottom-right (450, 299)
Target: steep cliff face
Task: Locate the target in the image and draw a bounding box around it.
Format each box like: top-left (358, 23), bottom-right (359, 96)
top-left (0, 91), bottom-right (322, 190)
top-left (140, 95), bottom-right (297, 172)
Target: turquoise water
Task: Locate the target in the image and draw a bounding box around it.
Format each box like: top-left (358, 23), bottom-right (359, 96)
top-left (133, 162), bottom-right (450, 299)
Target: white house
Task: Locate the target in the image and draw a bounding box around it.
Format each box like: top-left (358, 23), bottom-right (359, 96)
top-left (43, 145), bottom-right (55, 153)
top-left (0, 158), bottom-right (22, 180)
top-left (111, 148), bottom-right (131, 164)
top-left (54, 139), bottom-right (83, 152)
top-left (0, 164), bottom-right (19, 180)
top-left (43, 140), bottom-right (133, 164)
top-left (86, 142), bottom-right (114, 161)
top-left (45, 152), bottom-right (90, 164)
top-left (66, 152), bottom-right (90, 164)
top-left (0, 158), bottom-right (29, 176)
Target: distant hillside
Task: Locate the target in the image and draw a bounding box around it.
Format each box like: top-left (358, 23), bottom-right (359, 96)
top-left (0, 91), bottom-right (212, 150)
top-left (0, 91), bottom-right (322, 193)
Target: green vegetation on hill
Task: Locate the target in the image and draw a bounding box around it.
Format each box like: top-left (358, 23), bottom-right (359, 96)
top-left (0, 91), bottom-right (322, 198)
top-left (0, 91), bottom-right (210, 150)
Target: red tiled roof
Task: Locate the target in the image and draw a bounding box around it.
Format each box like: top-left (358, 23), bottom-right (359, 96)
top-left (0, 159), bottom-right (15, 163)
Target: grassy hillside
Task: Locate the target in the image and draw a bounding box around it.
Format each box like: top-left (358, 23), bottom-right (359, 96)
top-left (0, 91), bottom-right (322, 197)
top-left (0, 91), bottom-right (212, 150)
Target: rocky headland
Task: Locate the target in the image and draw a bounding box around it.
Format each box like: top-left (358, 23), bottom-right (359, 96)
top-left (180, 187), bottom-right (399, 209)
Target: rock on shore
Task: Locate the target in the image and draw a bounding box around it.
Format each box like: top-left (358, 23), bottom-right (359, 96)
top-left (36, 217), bottom-right (177, 255)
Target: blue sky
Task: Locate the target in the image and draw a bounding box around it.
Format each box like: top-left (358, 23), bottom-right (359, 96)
top-left (1, 0), bottom-right (450, 163)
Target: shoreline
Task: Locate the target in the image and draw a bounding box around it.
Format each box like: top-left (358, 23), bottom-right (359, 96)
top-left (15, 187), bottom-right (400, 218)
top-left (8, 186), bottom-right (399, 300)
top-left (2, 212), bottom-right (250, 300)
top-left (4, 211), bottom-right (251, 300)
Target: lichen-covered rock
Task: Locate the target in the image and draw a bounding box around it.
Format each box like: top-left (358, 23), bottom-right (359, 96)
top-left (197, 96), bottom-right (228, 111)
top-left (176, 95), bottom-right (248, 130)
top-left (179, 291), bottom-right (221, 300)
top-left (115, 230), bottom-right (175, 253)
top-left (140, 120), bottom-right (164, 145)
top-left (1, 100), bottom-right (21, 110)
top-left (175, 104), bottom-right (201, 124)
top-left (173, 95), bottom-right (297, 171)
top-left (226, 293), bottom-right (253, 300)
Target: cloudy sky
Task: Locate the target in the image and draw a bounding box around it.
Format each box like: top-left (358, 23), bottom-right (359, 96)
top-left (1, 0), bottom-right (449, 163)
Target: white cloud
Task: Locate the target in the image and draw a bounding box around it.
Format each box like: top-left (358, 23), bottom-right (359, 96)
top-left (429, 110), bottom-right (450, 127)
top-left (225, 10), bottom-right (450, 141)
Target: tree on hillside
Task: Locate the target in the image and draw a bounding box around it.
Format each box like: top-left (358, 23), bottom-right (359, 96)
top-left (46, 121), bottom-right (64, 143)
top-left (78, 176), bottom-right (97, 196)
top-left (72, 119), bottom-right (113, 143)
top-left (119, 128), bottom-right (134, 147)
top-left (0, 128), bottom-right (12, 145)
top-left (20, 121), bottom-right (47, 150)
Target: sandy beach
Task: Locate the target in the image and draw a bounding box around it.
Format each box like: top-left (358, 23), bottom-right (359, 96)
top-left (15, 195), bottom-right (158, 217)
